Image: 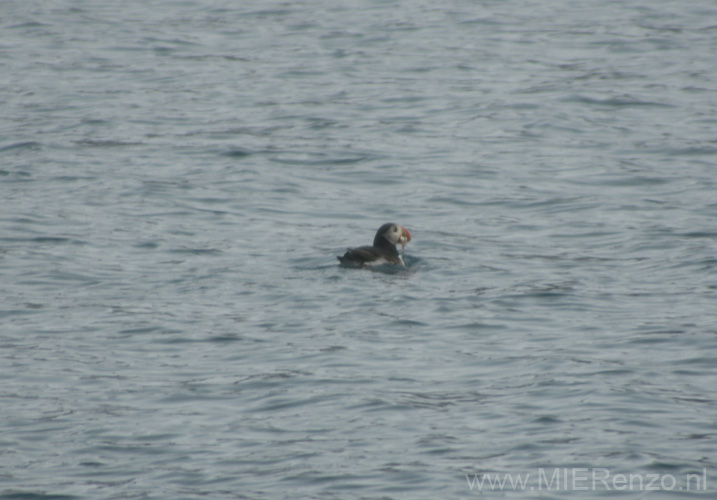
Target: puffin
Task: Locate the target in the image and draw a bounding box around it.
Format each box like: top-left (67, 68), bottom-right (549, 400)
top-left (337, 223), bottom-right (412, 267)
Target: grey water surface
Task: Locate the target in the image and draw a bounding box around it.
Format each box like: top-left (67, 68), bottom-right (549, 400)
top-left (2, 0), bottom-right (717, 498)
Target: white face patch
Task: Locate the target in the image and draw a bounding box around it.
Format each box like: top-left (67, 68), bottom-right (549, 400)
top-left (383, 224), bottom-right (401, 245)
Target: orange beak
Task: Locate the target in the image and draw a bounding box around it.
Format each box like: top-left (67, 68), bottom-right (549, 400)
top-left (400, 226), bottom-right (411, 250)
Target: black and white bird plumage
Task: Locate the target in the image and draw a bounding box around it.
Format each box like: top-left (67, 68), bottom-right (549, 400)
top-left (337, 223), bottom-right (412, 267)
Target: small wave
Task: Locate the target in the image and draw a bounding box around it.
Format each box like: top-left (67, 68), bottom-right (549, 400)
top-left (0, 141), bottom-right (42, 152)
top-left (168, 247), bottom-right (222, 255)
top-left (74, 139), bottom-right (144, 147)
top-left (223, 148), bottom-right (253, 158)
top-left (564, 94), bottom-right (673, 108)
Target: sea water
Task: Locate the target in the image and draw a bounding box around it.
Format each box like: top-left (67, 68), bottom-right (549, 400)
top-left (2, 1), bottom-right (717, 498)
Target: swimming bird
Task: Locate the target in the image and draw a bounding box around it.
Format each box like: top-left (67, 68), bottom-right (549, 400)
top-left (337, 223), bottom-right (411, 267)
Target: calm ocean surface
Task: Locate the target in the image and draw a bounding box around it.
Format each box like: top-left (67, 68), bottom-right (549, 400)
top-left (2, 0), bottom-right (717, 498)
